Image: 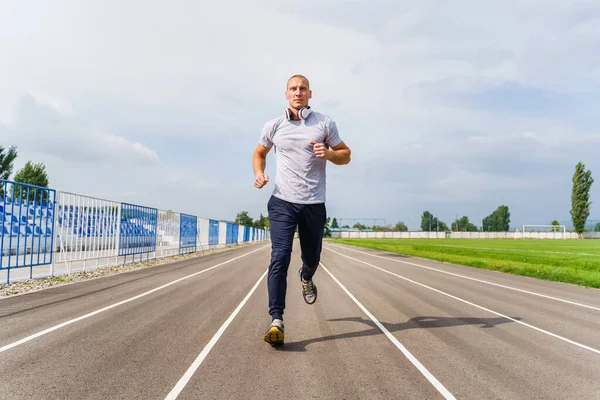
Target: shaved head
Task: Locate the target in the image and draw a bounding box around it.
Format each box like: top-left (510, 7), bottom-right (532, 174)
top-left (287, 74), bottom-right (310, 89)
top-left (285, 75), bottom-right (312, 112)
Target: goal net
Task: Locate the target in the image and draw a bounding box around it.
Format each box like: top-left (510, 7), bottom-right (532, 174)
top-left (515, 225), bottom-right (566, 239)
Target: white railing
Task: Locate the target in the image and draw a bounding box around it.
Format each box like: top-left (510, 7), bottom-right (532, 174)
top-left (54, 192), bottom-right (121, 271)
top-left (156, 209), bottom-right (181, 258)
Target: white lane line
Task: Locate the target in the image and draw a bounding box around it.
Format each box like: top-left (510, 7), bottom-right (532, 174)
top-left (321, 262), bottom-right (456, 400)
top-left (0, 245), bottom-right (269, 354)
top-left (165, 268), bottom-right (268, 400)
top-left (325, 243), bottom-right (600, 312)
top-left (325, 247), bottom-right (600, 356)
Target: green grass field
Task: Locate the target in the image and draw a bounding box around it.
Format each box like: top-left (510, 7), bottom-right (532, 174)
top-left (327, 238), bottom-right (600, 288)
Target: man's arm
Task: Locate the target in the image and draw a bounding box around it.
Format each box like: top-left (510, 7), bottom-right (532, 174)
top-left (311, 140), bottom-right (351, 165)
top-left (253, 143), bottom-right (271, 189)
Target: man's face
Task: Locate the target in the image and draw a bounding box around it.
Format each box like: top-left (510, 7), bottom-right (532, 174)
top-left (285, 77), bottom-right (312, 110)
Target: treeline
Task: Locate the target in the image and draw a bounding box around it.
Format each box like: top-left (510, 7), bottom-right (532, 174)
top-left (232, 213), bottom-right (409, 235)
top-left (232, 207), bottom-right (514, 234)
top-left (234, 211), bottom-right (269, 229)
top-left (419, 205), bottom-right (510, 232)
top-left (329, 217), bottom-right (408, 232)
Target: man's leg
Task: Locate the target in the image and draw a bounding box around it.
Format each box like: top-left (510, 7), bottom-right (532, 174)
top-left (297, 202), bottom-right (326, 304)
top-left (266, 196), bottom-right (298, 321)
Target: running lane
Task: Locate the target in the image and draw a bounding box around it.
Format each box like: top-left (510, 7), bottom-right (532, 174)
top-left (319, 242), bottom-right (600, 399)
top-left (0, 244), bottom-right (270, 399)
top-left (171, 242), bottom-right (453, 399)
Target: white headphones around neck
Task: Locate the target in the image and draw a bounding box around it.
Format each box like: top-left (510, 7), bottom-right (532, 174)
top-left (284, 106), bottom-right (312, 121)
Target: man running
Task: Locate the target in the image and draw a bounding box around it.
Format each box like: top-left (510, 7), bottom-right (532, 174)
top-left (252, 74), bottom-right (351, 347)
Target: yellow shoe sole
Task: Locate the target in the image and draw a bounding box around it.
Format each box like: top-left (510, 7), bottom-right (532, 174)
top-left (263, 326), bottom-right (284, 347)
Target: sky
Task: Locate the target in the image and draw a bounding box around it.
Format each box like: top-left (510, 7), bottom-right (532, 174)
top-left (1, 0), bottom-right (599, 230)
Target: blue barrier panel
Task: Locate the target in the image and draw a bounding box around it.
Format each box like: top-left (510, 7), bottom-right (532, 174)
top-left (225, 223), bottom-right (238, 245)
top-left (179, 213), bottom-right (197, 253)
top-left (226, 223), bottom-right (232, 245)
top-left (243, 226), bottom-right (250, 242)
top-left (119, 203), bottom-right (158, 259)
top-left (208, 219), bottom-right (219, 247)
top-left (0, 180), bottom-right (56, 282)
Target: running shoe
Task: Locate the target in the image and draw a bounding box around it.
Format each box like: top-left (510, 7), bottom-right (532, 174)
top-left (263, 318), bottom-right (284, 347)
top-left (299, 268), bottom-right (317, 304)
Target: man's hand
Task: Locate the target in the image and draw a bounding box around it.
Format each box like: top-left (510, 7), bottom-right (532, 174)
top-left (254, 174), bottom-right (269, 189)
top-left (310, 141), bottom-right (332, 160)
top-left (310, 140), bottom-right (351, 165)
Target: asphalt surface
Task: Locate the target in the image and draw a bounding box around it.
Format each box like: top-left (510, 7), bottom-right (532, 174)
top-left (0, 240), bottom-right (599, 399)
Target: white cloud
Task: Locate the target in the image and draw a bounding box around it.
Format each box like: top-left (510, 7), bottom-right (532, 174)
top-left (4, 93), bottom-right (159, 168)
top-left (0, 94), bottom-right (215, 217)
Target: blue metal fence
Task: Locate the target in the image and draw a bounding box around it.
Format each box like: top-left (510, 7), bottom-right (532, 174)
top-left (226, 223), bottom-right (238, 246)
top-left (119, 202), bottom-right (158, 260)
top-left (208, 219), bottom-right (219, 248)
top-left (232, 224), bottom-right (238, 245)
top-left (244, 226), bottom-right (250, 242)
top-left (0, 180), bottom-right (56, 281)
top-left (179, 213), bottom-right (197, 253)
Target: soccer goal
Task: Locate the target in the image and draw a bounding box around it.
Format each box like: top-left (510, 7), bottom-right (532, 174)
top-left (516, 224), bottom-right (566, 239)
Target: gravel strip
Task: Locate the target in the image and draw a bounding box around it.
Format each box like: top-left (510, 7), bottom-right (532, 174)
top-left (0, 244), bottom-right (257, 299)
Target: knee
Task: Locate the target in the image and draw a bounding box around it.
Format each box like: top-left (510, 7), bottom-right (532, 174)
top-left (272, 243), bottom-right (292, 254)
top-left (271, 246), bottom-right (292, 261)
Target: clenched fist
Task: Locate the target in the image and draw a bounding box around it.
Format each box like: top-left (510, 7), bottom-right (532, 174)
top-left (254, 174), bottom-right (269, 189)
top-left (310, 141), bottom-right (331, 160)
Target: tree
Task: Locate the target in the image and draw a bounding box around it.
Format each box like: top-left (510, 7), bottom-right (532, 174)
top-left (495, 205), bottom-right (510, 231)
top-left (594, 222), bottom-right (600, 232)
top-left (452, 216), bottom-right (478, 232)
top-left (420, 211), bottom-right (433, 231)
top-left (13, 161), bottom-right (50, 202)
top-left (394, 221), bottom-right (408, 232)
top-left (551, 220), bottom-right (560, 232)
top-left (0, 145), bottom-right (18, 198)
top-left (331, 217), bottom-right (339, 229)
top-left (482, 205), bottom-right (511, 231)
top-left (421, 211), bottom-right (448, 231)
top-left (253, 213), bottom-right (267, 229)
top-left (235, 211), bottom-right (254, 227)
top-left (570, 162), bottom-right (594, 238)
top-left (433, 218), bottom-right (449, 232)
top-left (0, 145), bottom-right (18, 181)
top-left (324, 217), bottom-right (331, 237)
top-left (353, 222), bottom-right (367, 230)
